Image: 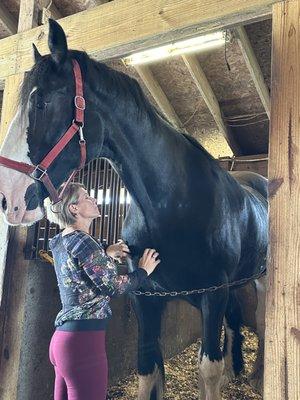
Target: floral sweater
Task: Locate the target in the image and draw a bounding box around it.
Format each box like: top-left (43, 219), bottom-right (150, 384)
top-left (49, 230), bottom-right (147, 327)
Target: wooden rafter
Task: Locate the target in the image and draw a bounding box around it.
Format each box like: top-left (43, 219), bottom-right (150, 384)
top-left (0, 0), bottom-right (282, 81)
top-left (18, 0), bottom-right (37, 33)
top-left (0, 3), bottom-right (17, 35)
top-left (182, 54), bottom-right (240, 155)
top-left (235, 25), bottom-right (270, 118)
top-left (135, 65), bottom-right (182, 129)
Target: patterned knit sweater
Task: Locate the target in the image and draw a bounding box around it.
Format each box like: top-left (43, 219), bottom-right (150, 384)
top-left (49, 230), bottom-right (147, 327)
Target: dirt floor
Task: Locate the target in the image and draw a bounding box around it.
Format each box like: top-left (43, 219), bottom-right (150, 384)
top-left (107, 328), bottom-right (262, 400)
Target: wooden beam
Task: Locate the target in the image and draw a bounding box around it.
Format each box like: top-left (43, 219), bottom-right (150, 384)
top-left (235, 25), bottom-right (271, 118)
top-left (18, 0), bottom-right (37, 33)
top-left (135, 65), bottom-right (182, 128)
top-left (0, 0), bottom-right (282, 81)
top-left (265, 1), bottom-right (300, 400)
top-left (182, 54), bottom-right (240, 155)
top-left (0, 3), bottom-right (17, 35)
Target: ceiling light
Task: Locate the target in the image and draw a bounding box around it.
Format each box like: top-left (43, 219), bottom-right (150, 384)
top-left (123, 31), bottom-right (225, 66)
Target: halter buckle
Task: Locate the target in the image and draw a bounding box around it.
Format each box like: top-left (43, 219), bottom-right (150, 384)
top-left (74, 95), bottom-right (86, 110)
top-left (30, 165), bottom-right (48, 181)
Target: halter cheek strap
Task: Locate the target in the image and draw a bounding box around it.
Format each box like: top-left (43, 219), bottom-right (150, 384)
top-left (0, 59), bottom-right (86, 204)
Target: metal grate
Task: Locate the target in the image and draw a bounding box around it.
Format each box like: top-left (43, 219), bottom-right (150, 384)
top-left (29, 159), bottom-right (130, 259)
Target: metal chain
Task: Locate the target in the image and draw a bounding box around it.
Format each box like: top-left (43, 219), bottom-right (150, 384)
top-left (133, 268), bottom-right (266, 297)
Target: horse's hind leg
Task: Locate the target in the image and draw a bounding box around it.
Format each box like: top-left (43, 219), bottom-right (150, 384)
top-left (132, 296), bottom-right (166, 400)
top-left (198, 288), bottom-right (228, 400)
top-left (222, 290), bottom-right (244, 386)
top-left (249, 275), bottom-right (266, 394)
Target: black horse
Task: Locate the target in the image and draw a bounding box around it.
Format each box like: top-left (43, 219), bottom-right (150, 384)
top-left (0, 20), bottom-right (268, 400)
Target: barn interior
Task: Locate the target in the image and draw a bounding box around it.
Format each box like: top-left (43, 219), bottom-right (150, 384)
top-left (0, 1), bottom-right (277, 400)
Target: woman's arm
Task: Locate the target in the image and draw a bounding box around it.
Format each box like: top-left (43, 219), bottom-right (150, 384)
top-left (65, 232), bottom-right (147, 296)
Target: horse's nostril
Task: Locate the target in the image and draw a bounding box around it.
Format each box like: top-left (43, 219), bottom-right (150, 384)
top-left (2, 196), bottom-right (7, 211)
top-left (14, 206), bottom-right (19, 212)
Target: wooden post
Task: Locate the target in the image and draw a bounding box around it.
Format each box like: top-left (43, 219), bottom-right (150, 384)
top-left (0, 1), bottom-right (35, 398)
top-left (266, 1), bottom-right (300, 399)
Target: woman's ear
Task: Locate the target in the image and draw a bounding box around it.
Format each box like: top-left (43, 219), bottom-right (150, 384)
top-left (69, 204), bottom-right (78, 215)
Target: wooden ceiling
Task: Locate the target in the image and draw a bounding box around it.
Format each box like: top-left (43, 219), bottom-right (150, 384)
top-left (0, 0), bottom-right (272, 158)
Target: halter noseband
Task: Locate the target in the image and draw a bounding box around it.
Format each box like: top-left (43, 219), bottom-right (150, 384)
top-left (0, 59), bottom-right (87, 204)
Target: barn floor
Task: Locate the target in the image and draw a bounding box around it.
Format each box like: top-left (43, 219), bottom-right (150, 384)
top-left (107, 328), bottom-right (262, 400)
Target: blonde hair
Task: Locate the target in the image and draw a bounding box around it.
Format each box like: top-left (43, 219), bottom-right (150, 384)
top-left (45, 182), bottom-right (85, 228)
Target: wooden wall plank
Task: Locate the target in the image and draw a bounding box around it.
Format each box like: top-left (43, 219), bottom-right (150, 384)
top-left (265, 1), bottom-right (300, 399)
top-left (0, 228), bottom-right (30, 400)
top-left (0, 0), bottom-right (281, 81)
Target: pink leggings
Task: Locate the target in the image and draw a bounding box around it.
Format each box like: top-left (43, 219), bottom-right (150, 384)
top-left (49, 330), bottom-right (108, 400)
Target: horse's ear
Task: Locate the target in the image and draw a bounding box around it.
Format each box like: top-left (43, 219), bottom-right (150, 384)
top-left (32, 43), bottom-right (42, 63)
top-left (48, 19), bottom-right (68, 65)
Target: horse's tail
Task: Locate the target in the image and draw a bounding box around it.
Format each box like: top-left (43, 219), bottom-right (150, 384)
top-left (224, 290), bottom-right (245, 376)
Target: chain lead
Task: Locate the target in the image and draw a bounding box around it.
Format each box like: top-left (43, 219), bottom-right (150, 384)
top-left (132, 268), bottom-right (266, 297)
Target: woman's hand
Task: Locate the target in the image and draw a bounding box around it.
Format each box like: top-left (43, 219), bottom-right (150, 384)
top-left (106, 240), bottom-right (130, 261)
top-left (138, 248), bottom-right (161, 276)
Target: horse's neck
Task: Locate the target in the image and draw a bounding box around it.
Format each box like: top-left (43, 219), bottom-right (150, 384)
top-left (100, 110), bottom-right (214, 212)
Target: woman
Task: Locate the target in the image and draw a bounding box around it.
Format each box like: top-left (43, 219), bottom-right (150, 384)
top-left (48, 182), bottom-right (160, 400)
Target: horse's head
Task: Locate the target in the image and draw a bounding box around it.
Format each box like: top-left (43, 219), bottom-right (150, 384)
top-left (0, 20), bottom-right (104, 225)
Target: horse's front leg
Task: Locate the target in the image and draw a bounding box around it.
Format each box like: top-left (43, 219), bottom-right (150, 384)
top-left (132, 295), bottom-right (166, 400)
top-left (198, 288), bottom-right (228, 400)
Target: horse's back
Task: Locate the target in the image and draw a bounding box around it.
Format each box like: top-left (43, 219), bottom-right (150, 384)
top-left (230, 171), bottom-right (268, 200)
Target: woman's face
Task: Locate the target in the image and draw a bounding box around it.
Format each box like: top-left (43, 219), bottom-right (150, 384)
top-left (75, 188), bottom-right (100, 220)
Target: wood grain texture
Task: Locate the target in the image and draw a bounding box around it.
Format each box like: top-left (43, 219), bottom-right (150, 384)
top-left (18, 0), bottom-right (37, 33)
top-left (0, 228), bottom-right (30, 400)
top-left (266, 1), bottom-right (300, 399)
top-left (0, 5), bottom-right (35, 397)
top-left (0, 0), bottom-right (282, 80)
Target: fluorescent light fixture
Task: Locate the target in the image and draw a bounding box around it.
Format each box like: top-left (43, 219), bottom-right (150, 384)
top-left (123, 31), bottom-right (225, 66)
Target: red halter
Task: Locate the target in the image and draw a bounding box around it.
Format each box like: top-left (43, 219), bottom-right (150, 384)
top-left (0, 59), bottom-right (87, 204)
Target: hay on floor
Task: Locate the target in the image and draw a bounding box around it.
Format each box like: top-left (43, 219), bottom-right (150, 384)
top-left (108, 328), bottom-right (262, 400)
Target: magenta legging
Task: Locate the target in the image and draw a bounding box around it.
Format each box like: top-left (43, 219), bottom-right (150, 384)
top-left (49, 330), bottom-right (108, 400)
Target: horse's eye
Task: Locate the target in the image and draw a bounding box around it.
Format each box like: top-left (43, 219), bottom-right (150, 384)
top-left (36, 101), bottom-right (45, 110)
